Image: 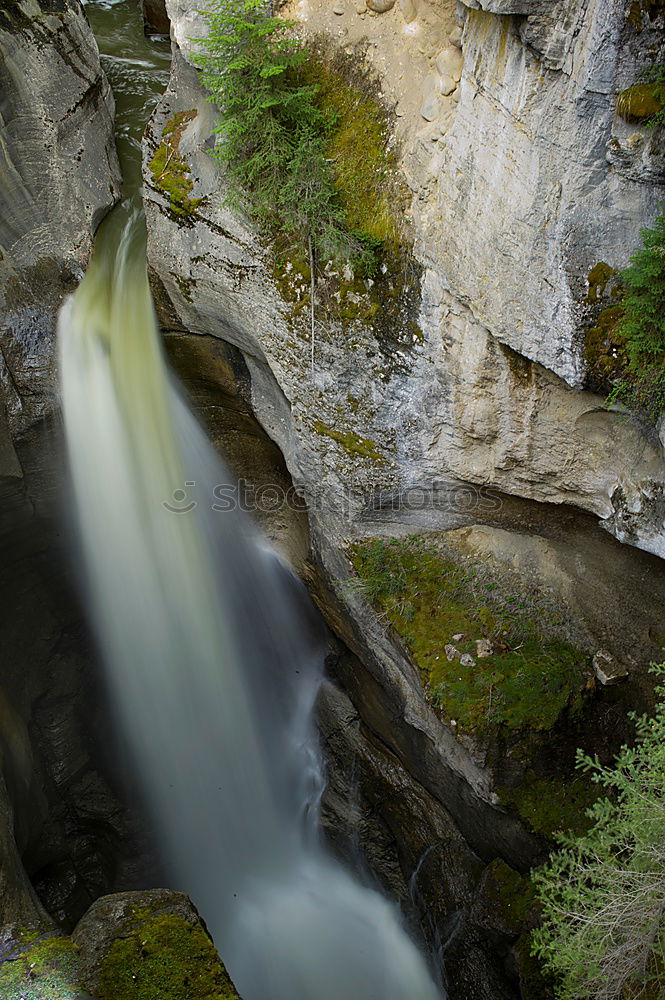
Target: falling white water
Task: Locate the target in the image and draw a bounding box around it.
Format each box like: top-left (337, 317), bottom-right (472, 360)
top-left (59, 204), bottom-right (443, 1000)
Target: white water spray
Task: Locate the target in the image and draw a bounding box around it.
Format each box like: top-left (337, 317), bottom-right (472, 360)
top-left (59, 205), bottom-right (443, 1000)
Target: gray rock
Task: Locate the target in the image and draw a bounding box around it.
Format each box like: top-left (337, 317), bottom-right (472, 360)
top-left (593, 649), bottom-right (629, 686)
top-left (460, 653), bottom-right (476, 667)
top-left (476, 639), bottom-right (493, 659)
top-left (445, 643), bottom-right (461, 661)
top-left (0, 0), bottom-right (121, 443)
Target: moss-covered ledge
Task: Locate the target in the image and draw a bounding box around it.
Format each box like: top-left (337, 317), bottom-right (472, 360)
top-left (0, 889), bottom-right (241, 1000)
top-left (73, 889), bottom-right (240, 1000)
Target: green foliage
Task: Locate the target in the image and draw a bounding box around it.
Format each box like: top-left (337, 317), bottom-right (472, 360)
top-left (194, 0), bottom-right (379, 272)
top-left (97, 913), bottom-right (238, 1000)
top-left (497, 771), bottom-right (599, 839)
top-left (609, 209), bottom-right (665, 421)
top-left (618, 210), bottom-right (665, 362)
top-left (349, 536), bottom-right (591, 733)
top-left (532, 664), bottom-right (665, 1000)
top-left (584, 212), bottom-right (665, 422)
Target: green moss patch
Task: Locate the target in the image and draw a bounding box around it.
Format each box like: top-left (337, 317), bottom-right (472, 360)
top-left (584, 303), bottom-right (628, 393)
top-left (271, 49), bottom-right (422, 349)
top-left (314, 420), bottom-right (386, 464)
top-left (616, 82), bottom-right (665, 122)
top-left (497, 771), bottom-right (599, 839)
top-left (586, 261), bottom-right (617, 304)
top-left (149, 110), bottom-right (203, 217)
top-left (300, 53), bottom-right (404, 250)
top-left (0, 934), bottom-right (82, 1000)
top-left (349, 536), bottom-right (592, 734)
top-left (97, 913), bottom-right (239, 1000)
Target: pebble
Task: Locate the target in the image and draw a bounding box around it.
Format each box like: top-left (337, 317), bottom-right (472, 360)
top-left (439, 74), bottom-right (457, 97)
top-left (460, 653), bottom-right (476, 667)
top-left (366, 0), bottom-right (396, 10)
top-left (399, 0), bottom-right (417, 23)
top-left (333, 2), bottom-right (345, 13)
top-left (445, 643), bottom-right (460, 662)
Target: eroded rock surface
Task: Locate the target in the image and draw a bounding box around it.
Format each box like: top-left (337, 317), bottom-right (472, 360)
top-left (0, 0), bottom-right (121, 454)
top-left (0, 0), bottom-right (121, 935)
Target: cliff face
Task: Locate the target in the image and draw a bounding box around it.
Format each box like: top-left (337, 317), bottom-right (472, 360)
top-left (0, 0), bottom-right (122, 934)
top-left (0, 0), bottom-right (121, 462)
top-left (148, 0), bottom-right (665, 560)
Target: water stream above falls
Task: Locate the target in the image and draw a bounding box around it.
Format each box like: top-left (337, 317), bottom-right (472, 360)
top-left (62, 3), bottom-right (445, 997)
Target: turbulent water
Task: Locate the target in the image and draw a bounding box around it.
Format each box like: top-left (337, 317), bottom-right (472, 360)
top-left (59, 206), bottom-right (443, 999)
top-left (82, 0), bottom-right (171, 193)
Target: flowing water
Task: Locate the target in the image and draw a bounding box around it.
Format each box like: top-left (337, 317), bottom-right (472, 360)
top-left (82, 0), bottom-right (171, 194)
top-left (60, 3), bottom-right (444, 997)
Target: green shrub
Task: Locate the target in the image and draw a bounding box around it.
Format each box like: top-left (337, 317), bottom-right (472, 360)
top-left (532, 664), bottom-right (665, 1000)
top-left (194, 0), bottom-right (379, 274)
top-left (607, 209), bottom-right (665, 421)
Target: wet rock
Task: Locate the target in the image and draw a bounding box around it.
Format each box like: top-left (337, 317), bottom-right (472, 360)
top-left (592, 649), bottom-right (629, 686)
top-left (142, 0), bottom-right (170, 34)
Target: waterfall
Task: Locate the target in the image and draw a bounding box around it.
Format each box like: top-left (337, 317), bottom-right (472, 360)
top-left (58, 203), bottom-right (443, 1000)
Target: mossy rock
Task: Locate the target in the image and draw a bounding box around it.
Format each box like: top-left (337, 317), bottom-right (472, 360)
top-left (586, 261), bottom-right (617, 304)
top-left (628, 0), bottom-right (665, 28)
top-left (96, 914), bottom-right (238, 1000)
top-left (349, 536), bottom-right (593, 734)
top-left (149, 110), bottom-right (203, 217)
top-left (271, 48), bottom-right (423, 352)
top-left (616, 83), bottom-right (665, 122)
top-left (514, 932), bottom-right (558, 1000)
top-left (0, 931), bottom-right (85, 1000)
top-left (313, 420), bottom-right (387, 464)
top-left (73, 889), bottom-right (240, 1000)
top-left (584, 303), bottom-right (628, 393)
top-left (496, 770), bottom-right (599, 838)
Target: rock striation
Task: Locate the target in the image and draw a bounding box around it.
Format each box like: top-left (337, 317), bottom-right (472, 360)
top-left (0, 0), bottom-right (121, 459)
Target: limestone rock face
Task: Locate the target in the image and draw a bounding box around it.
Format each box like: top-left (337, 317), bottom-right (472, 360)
top-left (0, 0), bottom-right (121, 452)
top-left (426, 0), bottom-right (665, 385)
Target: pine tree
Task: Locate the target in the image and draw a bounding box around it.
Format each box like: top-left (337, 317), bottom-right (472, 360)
top-left (193, 0), bottom-right (376, 272)
top-left (532, 664), bottom-right (665, 1000)
top-left (620, 209), bottom-right (665, 364)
